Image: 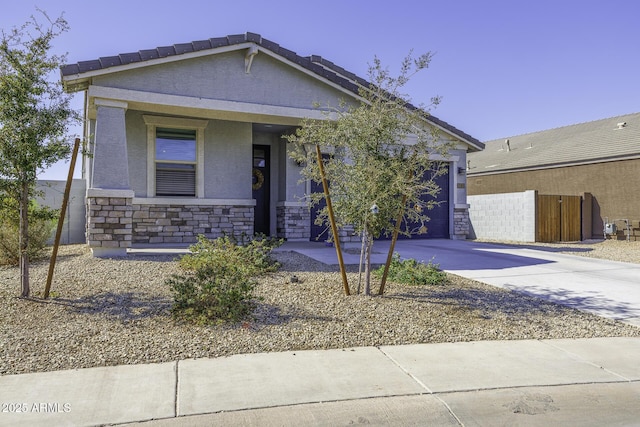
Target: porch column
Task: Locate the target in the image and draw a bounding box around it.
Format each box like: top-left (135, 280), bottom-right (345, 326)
top-left (452, 155), bottom-right (470, 239)
top-left (87, 99), bottom-right (133, 257)
top-left (276, 141), bottom-right (311, 241)
top-left (92, 99), bottom-right (130, 189)
top-left (276, 201), bottom-right (310, 241)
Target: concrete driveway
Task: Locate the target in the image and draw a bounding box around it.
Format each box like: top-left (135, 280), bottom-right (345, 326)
top-left (284, 239), bottom-right (640, 326)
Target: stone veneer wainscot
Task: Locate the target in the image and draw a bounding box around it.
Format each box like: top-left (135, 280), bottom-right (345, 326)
top-left (276, 202), bottom-right (310, 241)
top-left (453, 205), bottom-right (470, 239)
top-left (131, 199), bottom-right (254, 245)
top-left (86, 189), bottom-right (135, 257)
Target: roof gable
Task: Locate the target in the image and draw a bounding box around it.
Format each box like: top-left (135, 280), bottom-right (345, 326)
top-left (61, 32), bottom-right (482, 150)
top-left (91, 50), bottom-right (352, 112)
top-left (468, 112), bottom-right (640, 175)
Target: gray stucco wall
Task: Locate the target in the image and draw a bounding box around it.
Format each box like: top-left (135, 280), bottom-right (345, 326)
top-left (206, 120), bottom-right (252, 199)
top-left (125, 110), bottom-right (147, 196)
top-left (94, 51), bottom-right (350, 111)
top-left (35, 179), bottom-right (87, 244)
top-left (283, 141), bottom-right (306, 202)
top-left (124, 111), bottom-right (253, 199)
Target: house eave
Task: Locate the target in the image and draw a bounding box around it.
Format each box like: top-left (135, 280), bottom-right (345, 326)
top-left (468, 154), bottom-right (640, 176)
top-left (426, 120), bottom-right (485, 152)
top-left (86, 85), bottom-right (337, 124)
top-left (62, 42), bottom-right (256, 93)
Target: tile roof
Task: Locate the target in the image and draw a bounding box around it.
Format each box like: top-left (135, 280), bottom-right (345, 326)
top-left (60, 32), bottom-right (482, 149)
top-left (467, 112), bottom-right (640, 175)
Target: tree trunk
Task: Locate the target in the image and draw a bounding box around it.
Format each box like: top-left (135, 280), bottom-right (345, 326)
top-left (19, 182), bottom-right (30, 297)
top-left (363, 227), bottom-right (373, 296)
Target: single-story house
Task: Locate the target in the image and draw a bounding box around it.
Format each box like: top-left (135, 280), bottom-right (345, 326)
top-left (60, 32), bottom-right (483, 256)
top-left (467, 112), bottom-right (640, 240)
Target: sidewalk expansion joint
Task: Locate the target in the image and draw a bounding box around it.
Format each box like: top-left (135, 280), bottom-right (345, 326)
top-left (174, 360), bottom-right (179, 417)
top-left (539, 340), bottom-right (634, 382)
top-left (375, 346), bottom-right (433, 393)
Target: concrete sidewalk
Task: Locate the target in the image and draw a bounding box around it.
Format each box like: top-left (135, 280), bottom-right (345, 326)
top-left (1, 338), bottom-right (639, 426)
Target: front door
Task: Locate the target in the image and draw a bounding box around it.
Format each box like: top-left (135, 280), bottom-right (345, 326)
top-left (309, 154), bottom-right (330, 241)
top-left (252, 145), bottom-right (270, 235)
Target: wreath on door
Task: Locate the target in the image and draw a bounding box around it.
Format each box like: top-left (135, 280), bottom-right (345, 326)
top-left (252, 168), bottom-right (264, 190)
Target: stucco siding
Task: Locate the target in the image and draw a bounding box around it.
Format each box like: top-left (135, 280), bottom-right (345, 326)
top-left (125, 110), bottom-right (148, 196)
top-left (283, 142), bottom-right (306, 202)
top-left (123, 112), bottom-right (253, 199)
top-left (92, 51), bottom-right (351, 111)
top-left (204, 120), bottom-right (252, 199)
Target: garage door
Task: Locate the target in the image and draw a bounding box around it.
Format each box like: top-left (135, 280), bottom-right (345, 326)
top-left (390, 166), bottom-right (449, 240)
top-left (310, 164), bottom-right (450, 241)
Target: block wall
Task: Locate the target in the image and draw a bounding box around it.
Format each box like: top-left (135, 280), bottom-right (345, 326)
top-left (468, 190), bottom-right (536, 242)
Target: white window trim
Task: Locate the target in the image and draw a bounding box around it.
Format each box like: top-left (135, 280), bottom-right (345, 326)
top-left (143, 115), bottom-right (208, 198)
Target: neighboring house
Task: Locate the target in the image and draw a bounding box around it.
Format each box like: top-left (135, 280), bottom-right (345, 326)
top-left (60, 32), bottom-right (483, 256)
top-left (467, 112), bottom-right (640, 240)
top-left (35, 179), bottom-right (86, 245)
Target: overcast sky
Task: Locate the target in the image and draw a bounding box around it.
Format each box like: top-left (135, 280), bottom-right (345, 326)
top-left (3, 0), bottom-right (639, 179)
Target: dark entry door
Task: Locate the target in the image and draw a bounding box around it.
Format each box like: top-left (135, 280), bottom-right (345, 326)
top-left (309, 154), bottom-right (331, 241)
top-left (309, 178), bottom-right (328, 241)
top-left (252, 145), bottom-right (270, 235)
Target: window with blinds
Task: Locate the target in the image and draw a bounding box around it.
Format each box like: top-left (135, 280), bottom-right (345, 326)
top-left (155, 128), bottom-right (197, 196)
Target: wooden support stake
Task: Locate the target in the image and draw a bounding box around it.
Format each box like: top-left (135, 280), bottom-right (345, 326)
top-left (316, 144), bottom-right (350, 295)
top-left (44, 138), bottom-right (80, 299)
top-left (377, 193), bottom-right (407, 296)
top-left (378, 169), bottom-right (413, 296)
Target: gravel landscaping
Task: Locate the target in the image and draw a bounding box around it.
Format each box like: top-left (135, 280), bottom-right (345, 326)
top-left (1, 240), bottom-right (639, 376)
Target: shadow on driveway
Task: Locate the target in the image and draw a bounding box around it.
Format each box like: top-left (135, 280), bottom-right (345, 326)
top-left (393, 240), bottom-right (556, 271)
top-left (503, 284), bottom-right (640, 322)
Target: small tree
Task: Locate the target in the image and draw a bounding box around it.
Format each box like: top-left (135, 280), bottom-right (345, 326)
top-left (0, 10), bottom-right (78, 297)
top-left (0, 197), bottom-right (57, 265)
top-left (287, 53), bottom-right (453, 295)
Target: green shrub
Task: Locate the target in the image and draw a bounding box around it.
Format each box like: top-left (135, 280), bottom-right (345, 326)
top-left (178, 233), bottom-right (282, 277)
top-left (0, 198), bottom-right (57, 266)
top-left (166, 264), bottom-right (257, 325)
top-left (167, 234), bottom-right (282, 325)
top-left (374, 252), bottom-right (448, 286)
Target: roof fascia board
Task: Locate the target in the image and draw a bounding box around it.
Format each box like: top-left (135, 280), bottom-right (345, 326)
top-left (256, 51), bottom-right (481, 150)
top-left (468, 154), bottom-right (640, 176)
top-left (423, 119), bottom-right (484, 151)
top-left (62, 42), bottom-right (255, 85)
top-left (256, 46), bottom-right (366, 103)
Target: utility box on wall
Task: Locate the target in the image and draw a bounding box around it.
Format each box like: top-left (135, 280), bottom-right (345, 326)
top-left (605, 222), bottom-right (617, 235)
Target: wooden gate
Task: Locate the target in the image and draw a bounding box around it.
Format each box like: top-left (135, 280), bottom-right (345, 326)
top-left (536, 195), bottom-right (582, 242)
